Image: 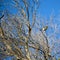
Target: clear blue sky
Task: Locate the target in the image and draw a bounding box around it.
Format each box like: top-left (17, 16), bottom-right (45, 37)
top-left (39, 0), bottom-right (60, 18)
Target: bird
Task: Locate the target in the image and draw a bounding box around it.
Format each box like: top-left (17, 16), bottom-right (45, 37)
top-left (42, 26), bottom-right (48, 31)
top-left (22, 9), bottom-right (26, 18)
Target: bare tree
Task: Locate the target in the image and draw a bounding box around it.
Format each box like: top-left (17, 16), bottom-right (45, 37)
top-left (0, 0), bottom-right (59, 60)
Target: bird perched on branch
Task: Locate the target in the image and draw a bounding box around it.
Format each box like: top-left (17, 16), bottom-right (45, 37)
top-left (42, 26), bottom-right (48, 31)
top-left (21, 9), bottom-right (26, 18)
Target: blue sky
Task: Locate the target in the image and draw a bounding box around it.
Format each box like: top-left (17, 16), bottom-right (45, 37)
top-left (0, 0), bottom-right (60, 17)
top-left (39, 0), bottom-right (60, 18)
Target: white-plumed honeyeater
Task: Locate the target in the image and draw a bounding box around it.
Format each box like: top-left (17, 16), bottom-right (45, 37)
top-left (22, 9), bottom-right (26, 18)
top-left (42, 26), bottom-right (48, 31)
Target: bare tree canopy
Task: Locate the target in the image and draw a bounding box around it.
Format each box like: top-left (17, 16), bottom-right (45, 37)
top-left (0, 0), bottom-right (60, 60)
